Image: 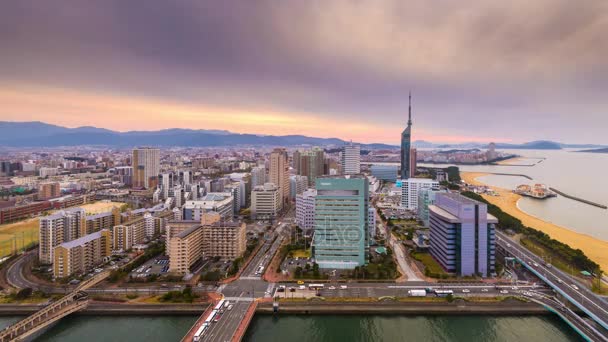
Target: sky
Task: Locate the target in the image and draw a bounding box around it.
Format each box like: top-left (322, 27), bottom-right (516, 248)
top-left (1, 1), bottom-right (607, 144)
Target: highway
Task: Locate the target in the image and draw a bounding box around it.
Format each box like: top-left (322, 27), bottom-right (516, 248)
top-left (497, 231), bottom-right (608, 333)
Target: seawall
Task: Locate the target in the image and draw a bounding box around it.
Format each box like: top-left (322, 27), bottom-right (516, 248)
top-left (549, 187), bottom-right (608, 209)
top-left (255, 300), bottom-right (550, 316)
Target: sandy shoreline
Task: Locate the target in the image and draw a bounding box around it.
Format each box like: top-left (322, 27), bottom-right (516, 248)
top-left (461, 172), bottom-right (608, 272)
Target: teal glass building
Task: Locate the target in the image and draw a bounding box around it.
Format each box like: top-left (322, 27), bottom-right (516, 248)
top-left (313, 175), bottom-right (369, 269)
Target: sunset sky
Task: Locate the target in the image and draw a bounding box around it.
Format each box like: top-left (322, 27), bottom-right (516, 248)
top-left (1, 1), bottom-right (607, 144)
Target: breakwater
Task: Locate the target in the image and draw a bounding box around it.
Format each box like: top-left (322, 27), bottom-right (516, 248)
top-left (549, 188), bottom-right (607, 209)
top-left (0, 303), bottom-right (206, 316)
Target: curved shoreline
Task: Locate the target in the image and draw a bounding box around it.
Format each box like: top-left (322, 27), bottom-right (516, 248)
top-left (462, 172), bottom-right (608, 272)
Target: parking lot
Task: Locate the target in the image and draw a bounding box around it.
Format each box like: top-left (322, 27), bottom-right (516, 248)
top-left (129, 256), bottom-right (170, 279)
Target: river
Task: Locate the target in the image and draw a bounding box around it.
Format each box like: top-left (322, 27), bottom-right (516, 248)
top-left (0, 314), bottom-right (584, 341)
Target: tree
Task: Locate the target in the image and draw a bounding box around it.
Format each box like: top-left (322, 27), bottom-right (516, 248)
top-left (15, 288), bottom-right (33, 300)
top-left (294, 267), bottom-right (302, 278)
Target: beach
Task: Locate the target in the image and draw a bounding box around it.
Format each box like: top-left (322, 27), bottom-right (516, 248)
top-left (461, 172), bottom-right (608, 272)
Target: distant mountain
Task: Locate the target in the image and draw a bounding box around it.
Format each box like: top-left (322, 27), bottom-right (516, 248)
top-left (493, 140), bottom-right (563, 150)
top-left (0, 121), bottom-right (361, 148)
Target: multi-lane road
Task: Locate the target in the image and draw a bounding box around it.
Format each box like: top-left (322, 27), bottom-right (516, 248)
top-left (497, 231), bottom-right (608, 333)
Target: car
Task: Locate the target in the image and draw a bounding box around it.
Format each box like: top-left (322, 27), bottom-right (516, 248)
top-left (571, 284), bottom-right (579, 291)
top-left (557, 279), bottom-right (564, 284)
top-left (340, 285), bottom-right (348, 289)
top-left (297, 280), bottom-right (304, 285)
top-left (511, 286), bottom-right (518, 290)
top-left (299, 285), bottom-right (306, 290)
top-left (481, 289), bottom-right (489, 292)
top-left (328, 286), bottom-right (336, 290)
top-left (289, 287), bottom-right (296, 292)
top-left (214, 315), bottom-right (222, 323)
top-left (500, 290), bottom-right (509, 294)
top-left (506, 243), bottom-right (511, 248)
top-left (462, 289), bottom-right (470, 293)
top-left (227, 304), bottom-right (234, 311)
top-left (533, 262), bottom-right (539, 267)
top-left (545, 263), bottom-right (552, 268)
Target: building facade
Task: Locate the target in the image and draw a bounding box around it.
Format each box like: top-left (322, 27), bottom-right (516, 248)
top-left (202, 220), bottom-right (246, 260)
top-left (53, 229), bottom-right (111, 278)
top-left (182, 193), bottom-right (234, 221)
top-left (313, 175), bottom-right (368, 269)
top-left (251, 183), bottom-right (281, 220)
top-left (400, 93), bottom-right (413, 179)
top-left (341, 143), bottom-right (361, 175)
top-left (168, 225), bottom-right (203, 275)
top-left (428, 193), bottom-right (497, 277)
top-left (370, 165), bottom-right (398, 182)
top-left (290, 175), bottom-right (308, 198)
top-left (269, 148), bottom-right (290, 203)
top-left (112, 216), bottom-right (146, 251)
top-left (39, 208), bottom-right (85, 264)
top-left (295, 189), bottom-right (316, 232)
top-left (401, 178), bottom-right (440, 210)
top-left (132, 147), bottom-right (160, 189)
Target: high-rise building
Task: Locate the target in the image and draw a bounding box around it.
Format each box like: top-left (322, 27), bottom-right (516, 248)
top-left (269, 148), bottom-right (290, 203)
top-left (313, 175), bottom-right (368, 269)
top-left (368, 207), bottom-right (377, 240)
top-left (296, 189), bottom-right (316, 232)
top-left (292, 150), bottom-right (301, 173)
top-left (251, 166), bottom-right (266, 187)
top-left (37, 182), bottom-right (61, 200)
top-left (84, 208), bottom-right (120, 236)
top-left (297, 147), bottom-right (326, 186)
top-left (165, 220), bottom-right (200, 256)
top-left (290, 175), bottom-right (308, 198)
top-left (401, 178), bottom-right (439, 210)
top-left (429, 193), bottom-right (497, 277)
top-left (251, 183), bottom-right (281, 220)
top-left (409, 148), bottom-right (418, 177)
top-left (160, 173), bottom-right (173, 200)
top-left (400, 93), bottom-right (413, 179)
top-left (132, 147), bottom-right (160, 189)
top-left (0, 161), bottom-right (11, 177)
top-left (53, 229), bottom-right (111, 278)
top-left (341, 143), bottom-right (361, 175)
top-left (39, 208), bottom-right (86, 264)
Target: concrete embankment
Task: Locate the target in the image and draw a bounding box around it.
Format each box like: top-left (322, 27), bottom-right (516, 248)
top-left (0, 303), bottom-right (206, 316)
top-left (256, 300), bottom-right (549, 316)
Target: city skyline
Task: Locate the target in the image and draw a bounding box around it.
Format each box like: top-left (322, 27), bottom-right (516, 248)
top-left (2, 1), bottom-right (608, 144)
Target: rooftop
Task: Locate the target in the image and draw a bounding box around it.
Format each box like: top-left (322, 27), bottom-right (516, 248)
top-left (58, 230), bottom-right (105, 249)
top-left (439, 192), bottom-right (484, 205)
top-left (176, 225), bottom-right (202, 239)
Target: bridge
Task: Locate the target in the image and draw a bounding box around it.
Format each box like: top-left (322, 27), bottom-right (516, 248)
top-left (0, 270), bottom-right (110, 342)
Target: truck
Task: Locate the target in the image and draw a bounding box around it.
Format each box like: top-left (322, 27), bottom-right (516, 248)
top-left (408, 289), bottom-right (427, 297)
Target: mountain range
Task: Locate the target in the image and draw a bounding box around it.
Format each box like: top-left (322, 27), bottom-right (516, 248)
top-left (0, 121), bottom-right (605, 150)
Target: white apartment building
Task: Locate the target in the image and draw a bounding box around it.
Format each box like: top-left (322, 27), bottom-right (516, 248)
top-left (251, 166), bottom-right (266, 187)
top-left (296, 188), bottom-right (316, 232)
top-left (251, 183), bottom-right (281, 220)
top-left (401, 178), bottom-right (440, 210)
top-left (341, 143), bottom-right (361, 175)
top-left (39, 207), bottom-right (85, 264)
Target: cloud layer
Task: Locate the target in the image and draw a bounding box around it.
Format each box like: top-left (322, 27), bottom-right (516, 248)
top-left (1, 0), bottom-right (607, 143)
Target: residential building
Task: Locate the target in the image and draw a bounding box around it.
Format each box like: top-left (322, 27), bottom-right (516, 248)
top-left (37, 182), bottom-right (61, 200)
top-left (296, 147), bottom-right (325, 186)
top-left (165, 220), bottom-right (200, 256)
top-left (400, 93), bottom-right (413, 179)
top-left (429, 193), bottom-right (497, 277)
top-left (202, 219), bottom-right (246, 260)
top-left (83, 208), bottom-right (120, 236)
top-left (341, 143), bottom-right (361, 175)
top-left (168, 225), bottom-right (203, 275)
top-left (269, 148), bottom-right (290, 204)
top-left (296, 189), bottom-right (316, 232)
top-left (53, 229), bottom-right (111, 278)
top-left (401, 178), bottom-right (440, 210)
top-left (371, 165), bottom-right (398, 182)
top-left (132, 147), bottom-right (160, 189)
top-left (112, 216), bottom-right (146, 251)
top-left (0, 201), bottom-right (52, 225)
top-left (39, 167), bottom-right (59, 178)
top-left (368, 207), bottom-right (377, 240)
top-left (39, 208), bottom-right (86, 264)
top-left (410, 148), bottom-right (418, 177)
top-left (251, 183), bottom-right (281, 220)
top-left (313, 175), bottom-right (368, 269)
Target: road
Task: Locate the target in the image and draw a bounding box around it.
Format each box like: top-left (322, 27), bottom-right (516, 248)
top-left (202, 300), bottom-right (252, 342)
top-left (497, 231), bottom-right (608, 334)
top-left (377, 217), bottom-right (422, 282)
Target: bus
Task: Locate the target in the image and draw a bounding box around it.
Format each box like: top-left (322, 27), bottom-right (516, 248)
top-left (309, 284), bottom-right (324, 290)
top-left (214, 299), bottom-right (226, 311)
top-left (193, 323), bottom-right (209, 342)
top-left (434, 290), bottom-right (454, 297)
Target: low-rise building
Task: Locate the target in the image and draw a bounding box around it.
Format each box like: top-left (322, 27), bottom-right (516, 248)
top-left (251, 183), bottom-right (280, 220)
top-left (182, 193), bottom-right (233, 221)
